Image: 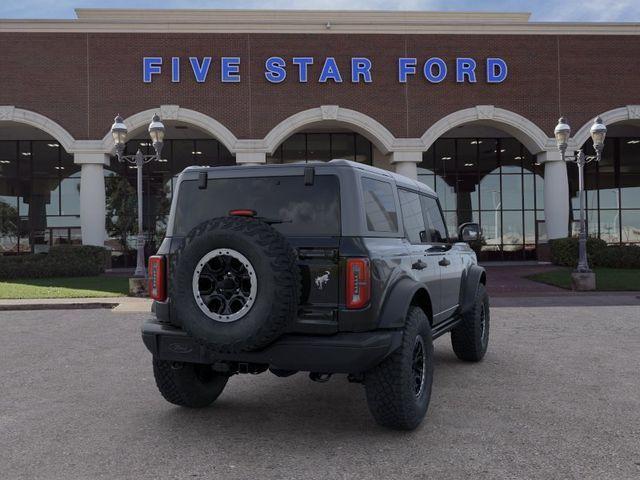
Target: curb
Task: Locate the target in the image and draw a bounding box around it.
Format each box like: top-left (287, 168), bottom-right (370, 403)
top-left (0, 302), bottom-right (119, 311)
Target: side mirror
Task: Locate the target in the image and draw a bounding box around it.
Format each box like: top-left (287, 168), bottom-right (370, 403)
top-left (458, 222), bottom-right (481, 242)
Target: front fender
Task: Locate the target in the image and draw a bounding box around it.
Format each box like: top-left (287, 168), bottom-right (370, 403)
top-left (459, 265), bottom-right (486, 315)
top-left (378, 277), bottom-right (430, 329)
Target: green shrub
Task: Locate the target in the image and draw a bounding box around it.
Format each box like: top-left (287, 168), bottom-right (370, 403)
top-left (550, 237), bottom-right (640, 269)
top-left (593, 245), bottom-right (640, 269)
top-left (0, 245), bottom-right (109, 280)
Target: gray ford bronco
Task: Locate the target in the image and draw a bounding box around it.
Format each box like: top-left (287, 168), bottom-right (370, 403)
top-left (142, 159), bottom-right (489, 430)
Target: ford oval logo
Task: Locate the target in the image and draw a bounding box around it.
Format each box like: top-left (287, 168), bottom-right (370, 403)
top-left (169, 342), bottom-right (193, 354)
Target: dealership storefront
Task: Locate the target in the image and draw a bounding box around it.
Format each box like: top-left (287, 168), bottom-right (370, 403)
top-left (0, 9), bottom-right (639, 263)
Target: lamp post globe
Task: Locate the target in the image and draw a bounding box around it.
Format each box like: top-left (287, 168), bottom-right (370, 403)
top-left (110, 115), bottom-right (128, 158)
top-left (590, 116), bottom-right (607, 154)
top-left (148, 113), bottom-right (165, 158)
top-left (554, 117), bottom-right (571, 155)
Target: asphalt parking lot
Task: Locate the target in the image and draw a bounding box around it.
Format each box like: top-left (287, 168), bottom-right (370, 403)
top-left (1, 305), bottom-right (639, 480)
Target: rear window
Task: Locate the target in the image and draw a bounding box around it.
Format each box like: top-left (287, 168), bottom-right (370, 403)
top-left (173, 175), bottom-right (341, 237)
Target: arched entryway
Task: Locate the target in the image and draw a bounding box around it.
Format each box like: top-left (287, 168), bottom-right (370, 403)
top-left (570, 114), bottom-right (640, 245)
top-left (418, 107), bottom-right (552, 261)
top-left (0, 109), bottom-right (80, 254)
top-left (262, 106), bottom-right (396, 171)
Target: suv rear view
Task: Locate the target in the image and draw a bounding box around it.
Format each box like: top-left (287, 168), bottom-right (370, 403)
top-left (143, 160), bottom-right (490, 430)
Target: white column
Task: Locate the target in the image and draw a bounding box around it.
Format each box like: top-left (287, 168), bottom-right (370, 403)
top-left (75, 152), bottom-right (109, 246)
top-left (236, 151), bottom-right (266, 165)
top-left (391, 151), bottom-right (422, 180)
top-left (539, 151), bottom-right (569, 240)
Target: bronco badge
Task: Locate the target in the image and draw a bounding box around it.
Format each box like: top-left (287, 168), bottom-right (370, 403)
top-left (314, 270), bottom-right (330, 290)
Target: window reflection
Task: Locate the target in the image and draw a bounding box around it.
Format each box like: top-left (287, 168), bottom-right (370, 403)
top-left (0, 139), bottom-right (81, 254)
top-left (419, 137), bottom-right (541, 260)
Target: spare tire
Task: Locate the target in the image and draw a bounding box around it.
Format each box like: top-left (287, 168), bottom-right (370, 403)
top-left (172, 216), bottom-right (300, 353)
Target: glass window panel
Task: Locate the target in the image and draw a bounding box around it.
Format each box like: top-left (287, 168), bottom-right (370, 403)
top-left (355, 134), bottom-right (372, 165)
top-left (331, 133), bottom-right (355, 161)
top-left (46, 216), bottom-right (81, 228)
top-left (523, 174), bottom-right (535, 209)
top-left (524, 211), bottom-right (536, 245)
top-left (267, 145), bottom-right (283, 164)
top-left (19, 141), bottom-right (32, 177)
top-left (0, 141), bottom-right (17, 177)
top-left (417, 173), bottom-right (435, 190)
top-left (481, 211), bottom-right (501, 248)
top-left (597, 150), bottom-right (618, 209)
top-left (443, 211), bottom-right (458, 238)
top-left (620, 137), bottom-right (640, 174)
top-left (502, 211), bottom-right (523, 246)
top-left (621, 210), bottom-right (640, 243)
top-left (19, 178), bottom-right (60, 217)
top-left (523, 151), bottom-right (538, 174)
top-left (51, 228), bottom-right (69, 246)
top-left (362, 178), bottom-right (398, 232)
top-left (282, 134), bottom-right (306, 163)
top-left (454, 210), bottom-right (478, 228)
top-left (195, 139), bottom-right (219, 165)
top-left (70, 227), bottom-right (82, 245)
top-left (456, 138), bottom-right (477, 171)
top-left (420, 147), bottom-right (435, 171)
top-left (307, 134), bottom-right (331, 162)
top-left (620, 176), bottom-right (640, 208)
top-left (455, 176), bottom-right (479, 211)
top-left (32, 141), bottom-right (59, 177)
top-left (220, 147), bottom-right (234, 166)
top-left (570, 210), bottom-right (598, 238)
top-left (479, 175), bottom-right (501, 211)
top-left (535, 174), bottom-right (544, 210)
top-left (500, 138), bottom-right (523, 174)
top-left (398, 189), bottom-right (426, 243)
top-left (171, 140), bottom-right (196, 174)
top-left (599, 210), bottom-right (620, 243)
top-left (60, 150), bottom-right (80, 177)
top-left (502, 175), bottom-right (523, 210)
top-left (434, 139), bottom-right (455, 176)
top-left (420, 196), bottom-right (448, 243)
top-left (60, 177), bottom-right (80, 215)
top-left (435, 175), bottom-right (456, 211)
top-left (477, 139), bottom-right (498, 176)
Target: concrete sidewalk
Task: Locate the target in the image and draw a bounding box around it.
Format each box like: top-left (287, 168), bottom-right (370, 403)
top-left (0, 296), bottom-right (152, 313)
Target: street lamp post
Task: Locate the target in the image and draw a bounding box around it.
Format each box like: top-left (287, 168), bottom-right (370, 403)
top-left (110, 113), bottom-right (166, 278)
top-left (554, 116), bottom-right (607, 287)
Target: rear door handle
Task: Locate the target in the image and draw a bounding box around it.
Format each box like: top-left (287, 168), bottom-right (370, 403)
top-left (438, 257), bottom-right (451, 267)
top-left (412, 260), bottom-right (427, 270)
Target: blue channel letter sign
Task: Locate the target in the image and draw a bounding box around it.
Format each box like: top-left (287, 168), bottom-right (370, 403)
top-left (142, 56), bottom-right (508, 84)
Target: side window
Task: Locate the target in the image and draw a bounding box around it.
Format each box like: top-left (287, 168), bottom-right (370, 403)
top-left (361, 177), bottom-right (398, 233)
top-left (399, 189), bottom-right (427, 244)
top-left (420, 195), bottom-right (449, 243)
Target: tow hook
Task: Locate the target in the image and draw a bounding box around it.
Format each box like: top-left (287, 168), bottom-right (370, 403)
top-left (309, 372), bottom-right (332, 383)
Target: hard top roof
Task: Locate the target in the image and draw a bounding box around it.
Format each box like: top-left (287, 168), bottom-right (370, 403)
top-left (184, 159), bottom-right (436, 196)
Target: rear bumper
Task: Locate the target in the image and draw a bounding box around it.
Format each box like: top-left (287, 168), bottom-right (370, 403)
top-left (141, 319), bottom-right (402, 374)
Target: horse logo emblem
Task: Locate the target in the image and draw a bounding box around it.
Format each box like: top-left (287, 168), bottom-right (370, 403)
top-left (314, 271), bottom-right (331, 290)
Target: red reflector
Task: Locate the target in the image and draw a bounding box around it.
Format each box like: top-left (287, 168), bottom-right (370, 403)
top-left (229, 209), bottom-right (256, 217)
top-left (346, 258), bottom-right (370, 309)
top-left (148, 255), bottom-right (166, 301)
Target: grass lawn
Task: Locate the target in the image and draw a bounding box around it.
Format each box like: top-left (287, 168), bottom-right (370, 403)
top-left (0, 276), bottom-right (130, 299)
top-left (527, 267), bottom-right (640, 291)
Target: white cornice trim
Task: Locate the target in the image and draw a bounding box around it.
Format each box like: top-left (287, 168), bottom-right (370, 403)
top-left (1, 9), bottom-right (640, 35)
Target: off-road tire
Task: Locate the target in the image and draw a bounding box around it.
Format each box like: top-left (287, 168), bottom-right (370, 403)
top-left (172, 216), bottom-right (300, 353)
top-left (364, 306), bottom-right (434, 430)
top-left (153, 358), bottom-right (228, 408)
top-left (451, 283), bottom-right (490, 362)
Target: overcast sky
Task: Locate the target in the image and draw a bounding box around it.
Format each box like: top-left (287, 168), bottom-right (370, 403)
top-left (1, 0), bottom-right (638, 22)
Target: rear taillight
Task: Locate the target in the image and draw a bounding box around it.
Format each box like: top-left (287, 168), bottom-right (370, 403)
top-left (346, 258), bottom-right (370, 309)
top-left (148, 255), bottom-right (166, 301)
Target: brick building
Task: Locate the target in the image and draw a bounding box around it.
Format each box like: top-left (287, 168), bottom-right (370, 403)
top-left (0, 9), bottom-right (639, 262)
